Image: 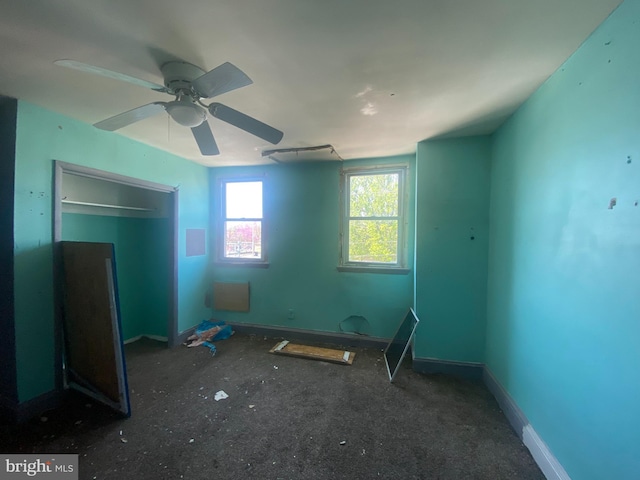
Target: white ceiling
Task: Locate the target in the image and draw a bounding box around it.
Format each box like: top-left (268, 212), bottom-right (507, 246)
top-left (0, 0), bottom-right (621, 166)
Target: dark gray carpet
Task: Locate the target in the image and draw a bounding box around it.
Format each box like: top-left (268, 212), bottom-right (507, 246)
top-left (1, 334), bottom-right (543, 479)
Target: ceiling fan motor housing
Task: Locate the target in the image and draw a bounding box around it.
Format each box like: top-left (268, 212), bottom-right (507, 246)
top-left (160, 61), bottom-right (206, 95)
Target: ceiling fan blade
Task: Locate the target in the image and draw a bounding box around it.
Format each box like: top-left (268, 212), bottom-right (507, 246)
top-left (192, 62), bottom-right (253, 99)
top-left (208, 103), bottom-right (284, 145)
top-left (55, 59), bottom-right (168, 93)
top-left (94, 102), bottom-right (167, 131)
top-left (191, 120), bottom-right (220, 156)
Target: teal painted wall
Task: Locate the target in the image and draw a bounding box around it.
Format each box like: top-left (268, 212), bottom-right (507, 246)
top-left (210, 156), bottom-right (415, 338)
top-left (414, 137), bottom-right (491, 362)
top-left (13, 101), bottom-right (211, 403)
top-left (486, 1), bottom-right (640, 478)
top-left (62, 214), bottom-right (171, 341)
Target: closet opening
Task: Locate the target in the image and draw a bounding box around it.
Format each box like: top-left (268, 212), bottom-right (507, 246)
top-left (52, 160), bottom-right (178, 410)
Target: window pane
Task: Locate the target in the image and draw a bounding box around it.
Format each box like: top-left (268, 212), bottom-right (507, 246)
top-left (349, 173), bottom-right (398, 218)
top-left (224, 221), bottom-right (262, 258)
top-left (226, 181), bottom-right (262, 219)
top-left (348, 219), bottom-right (398, 263)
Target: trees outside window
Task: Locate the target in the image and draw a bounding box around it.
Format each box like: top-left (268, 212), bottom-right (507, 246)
top-left (219, 180), bottom-right (264, 262)
top-left (341, 166), bottom-right (407, 269)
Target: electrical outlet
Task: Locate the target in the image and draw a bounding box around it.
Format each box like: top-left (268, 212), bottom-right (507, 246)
top-left (287, 308), bottom-right (295, 320)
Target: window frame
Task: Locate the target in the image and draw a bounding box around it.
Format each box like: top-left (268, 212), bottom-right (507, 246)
top-left (339, 164), bottom-right (409, 273)
top-left (216, 177), bottom-right (268, 266)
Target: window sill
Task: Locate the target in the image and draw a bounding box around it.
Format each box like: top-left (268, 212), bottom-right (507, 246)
top-left (337, 266), bottom-right (410, 275)
top-left (214, 261), bottom-right (270, 269)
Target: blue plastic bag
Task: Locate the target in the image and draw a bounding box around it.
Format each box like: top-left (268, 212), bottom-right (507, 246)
top-left (187, 320), bottom-right (234, 355)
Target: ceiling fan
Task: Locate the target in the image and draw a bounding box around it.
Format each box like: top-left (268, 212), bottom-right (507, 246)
top-left (54, 59), bottom-right (284, 156)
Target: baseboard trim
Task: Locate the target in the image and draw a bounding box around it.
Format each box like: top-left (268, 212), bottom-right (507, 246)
top-left (124, 334), bottom-right (169, 345)
top-left (412, 357), bottom-right (484, 381)
top-left (483, 368), bottom-right (571, 480)
top-left (483, 368), bottom-right (528, 435)
top-left (176, 325), bottom-right (198, 345)
top-left (17, 389), bottom-right (65, 423)
top-left (227, 322), bottom-right (389, 350)
top-left (0, 389), bottom-right (66, 424)
top-left (523, 425), bottom-right (571, 480)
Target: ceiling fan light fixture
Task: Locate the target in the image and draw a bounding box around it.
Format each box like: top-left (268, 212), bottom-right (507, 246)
top-left (165, 100), bottom-right (206, 128)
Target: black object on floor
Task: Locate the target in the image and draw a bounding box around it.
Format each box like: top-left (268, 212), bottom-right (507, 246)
top-left (0, 334), bottom-right (543, 480)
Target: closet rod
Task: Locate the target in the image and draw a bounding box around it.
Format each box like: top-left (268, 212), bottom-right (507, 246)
top-left (62, 199), bottom-right (155, 212)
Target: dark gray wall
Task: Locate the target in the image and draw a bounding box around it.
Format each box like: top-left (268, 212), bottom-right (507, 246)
top-left (0, 96), bottom-right (17, 416)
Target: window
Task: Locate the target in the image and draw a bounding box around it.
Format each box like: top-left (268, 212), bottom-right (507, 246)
top-left (218, 179), bottom-right (265, 263)
top-left (340, 166), bottom-right (407, 271)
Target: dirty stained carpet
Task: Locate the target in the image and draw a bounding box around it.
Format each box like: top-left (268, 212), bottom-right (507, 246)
top-left (1, 334), bottom-right (543, 479)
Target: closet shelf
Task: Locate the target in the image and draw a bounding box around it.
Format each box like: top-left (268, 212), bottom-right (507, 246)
top-left (62, 199), bottom-right (155, 212)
